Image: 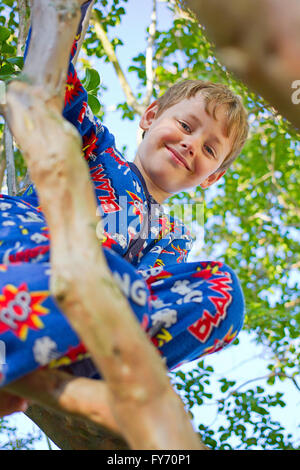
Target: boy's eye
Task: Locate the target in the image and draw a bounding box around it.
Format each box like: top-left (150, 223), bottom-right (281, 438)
top-left (204, 144), bottom-right (215, 158)
top-left (179, 121), bottom-right (191, 133)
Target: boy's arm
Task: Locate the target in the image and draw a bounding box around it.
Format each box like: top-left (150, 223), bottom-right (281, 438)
top-left (63, 0), bottom-right (116, 160)
top-left (24, 0), bottom-right (115, 163)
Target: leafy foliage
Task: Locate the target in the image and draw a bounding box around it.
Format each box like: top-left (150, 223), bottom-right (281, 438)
top-left (173, 360), bottom-right (298, 450)
top-left (0, 416), bottom-right (42, 450)
top-left (82, 67), bottom-right (102, 115)
top-left (0, 1), bottom-right (24, 82)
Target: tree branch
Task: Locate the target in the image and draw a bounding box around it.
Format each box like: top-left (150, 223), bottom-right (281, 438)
top-left (3, 122), bottom-right (17, 196)
top-left (91, 13), bottom-right (145, 116)
top-left (0, 133), bottom-right (6, 190)
top-left (25, 403), bottom-right (129, 450)
top-left (17, 0), bottom-right (31, 56)
top-left (4, 0), bottom-right (204, 450)
top-left (143, 0), bottom-right (157, 108)
top-left (184, 0), bottom-right (300, 131)
top-left (5, 368), bottom-right (121, 436)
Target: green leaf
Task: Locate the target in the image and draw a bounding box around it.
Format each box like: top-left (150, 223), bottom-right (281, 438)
top-left (0, 63), bottom-right (14, 74)
top-left (1, 42), bottom-right (15, 54)
top-left (255, 406), bottom-right (269, 416)
top-left (0, 25), bottom-right (10, 42)
top-left (6, 56), bottom-right (24, 69)
top-left (87, 93), bottom-right (101, 115)
top-left (83, 68), bottom-right (101, 92)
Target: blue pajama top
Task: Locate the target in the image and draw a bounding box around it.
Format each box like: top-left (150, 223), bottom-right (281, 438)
top-left (0, 1), bottom-right (244, 386)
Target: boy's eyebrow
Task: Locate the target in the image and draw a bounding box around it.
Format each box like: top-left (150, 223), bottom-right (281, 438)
top-left (209, 135), bottom-right (221, 146)
top-left (187, 113), bottom-right (202, 126)
top-left (187, 113), bottom-right (225, 148)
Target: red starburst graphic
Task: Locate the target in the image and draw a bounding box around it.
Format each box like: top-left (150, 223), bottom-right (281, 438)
top-left (59, 342), bottom-right (88, 362)
top-left (82, 131), bottom-right (98, 161)
top-left (0, 283), bottom-right (49, 341)
top-left (65, 70), bottom-right (83, 107)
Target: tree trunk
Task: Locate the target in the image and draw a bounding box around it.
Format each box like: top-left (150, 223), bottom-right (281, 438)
top-left (1, 0), bottom-right (204, 450)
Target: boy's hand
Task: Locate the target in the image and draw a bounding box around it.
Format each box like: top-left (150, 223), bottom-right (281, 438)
top-left (0, 390), bottom-right (29, 417)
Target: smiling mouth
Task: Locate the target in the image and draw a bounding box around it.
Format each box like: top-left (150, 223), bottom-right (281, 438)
top-left (165, 146), bottom-right (191, 171)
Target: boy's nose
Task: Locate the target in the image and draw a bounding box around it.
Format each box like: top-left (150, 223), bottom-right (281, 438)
top-left (181, 141), bottom-right (195, 158)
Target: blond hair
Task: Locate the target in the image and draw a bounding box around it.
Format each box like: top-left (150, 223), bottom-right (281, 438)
top-left (155, 80), bottom-right (249, 171)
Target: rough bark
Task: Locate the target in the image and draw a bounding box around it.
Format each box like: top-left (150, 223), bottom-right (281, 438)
top-left (184, 0), bottom-right (300, 131)
top-left (25, 404), bottom-right (129, 450)
top-left (2, 0), bottom-right (204, 450)
top-left (6, 368), bottom-right (130, 449)
top-left (6, 369), bottom-right (120, 434)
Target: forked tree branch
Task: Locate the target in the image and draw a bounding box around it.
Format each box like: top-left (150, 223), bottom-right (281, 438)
top-left (5, 369), bottom-right (121, 436)
top-left (3, 0), bottom-right (204, 450)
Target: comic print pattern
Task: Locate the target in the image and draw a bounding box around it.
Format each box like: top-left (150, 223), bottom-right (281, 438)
top-left (0, 0), bottom-right (245, 386)
top-left (0, 249), bottom-right (151, 385)
top-left (138, 261), bottom-right (244, 369)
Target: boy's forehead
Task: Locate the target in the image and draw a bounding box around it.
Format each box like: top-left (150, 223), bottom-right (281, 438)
top-left (176, 93), bottom-right (231, 137)
top-left (172, 92), bottom-right (207, 112)
top-left (169, 93), bottom-right (220, 118)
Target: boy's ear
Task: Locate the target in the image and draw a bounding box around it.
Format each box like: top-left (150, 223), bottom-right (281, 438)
top-left (200, 169), bottom-right (226, 189)
top-left (139, 100), bottom-right (160, 131)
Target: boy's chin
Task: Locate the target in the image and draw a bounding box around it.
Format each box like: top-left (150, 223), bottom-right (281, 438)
top-left (153, 176), bottom-right (184, 196)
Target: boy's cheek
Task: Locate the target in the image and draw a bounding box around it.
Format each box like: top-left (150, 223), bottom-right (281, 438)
top-left (148, 122), bottom-right (180, 143)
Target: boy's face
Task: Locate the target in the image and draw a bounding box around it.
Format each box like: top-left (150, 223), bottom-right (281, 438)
top-left (134, 92), bottom-right (234, 203)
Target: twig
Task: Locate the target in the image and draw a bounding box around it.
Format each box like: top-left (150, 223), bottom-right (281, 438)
top-left (17, 0), bottom-right (31, 56)
top-left (4, 121), bottom-right (17, 196)
top-left (45, 434), bottom-right (53, 450)
top-left (143, 0), bottom-right (157, 108)
top-left (0, 136), bottom-right (5, 191)
top-left (91, 13), bottom-right (145, 116)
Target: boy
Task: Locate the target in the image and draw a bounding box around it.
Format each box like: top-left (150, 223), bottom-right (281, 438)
top-left (0, 1), bottom-right (248, 413)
